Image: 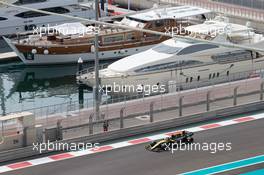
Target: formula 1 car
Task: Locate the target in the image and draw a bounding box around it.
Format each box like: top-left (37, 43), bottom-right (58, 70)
top-left (145, 130), bottom-right (194, 152)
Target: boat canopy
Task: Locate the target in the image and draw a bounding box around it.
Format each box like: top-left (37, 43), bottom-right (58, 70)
top-left (51, 22), bottom-right (94, 36)
top-left (185, 19), bottom-right (250, 36)
top-left (128, 6), bottom-right (211, 22)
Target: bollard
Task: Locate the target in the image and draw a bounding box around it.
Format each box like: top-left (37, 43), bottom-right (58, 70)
top-left (233, 86), bottom-right (239, 106)
top-left (206, 91), bottom-right (210, 111)
top-left (89, 114), bottom-right (94, 135)
top-left (150, 102), bottom-right (154, 123)
top-left (179, 96), bottom-right (184, 117)
top-left (260, 82), bottom-right (264, 101)
top-left (120, 107), bottom-right (125, 129)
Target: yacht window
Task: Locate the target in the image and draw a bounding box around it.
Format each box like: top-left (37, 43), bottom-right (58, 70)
top-left (104, 35), bottom-right (124, 43)
top-left (152, 44), bottom-right (181, 54)
top-left (209, 74), bottom-right (212, 79)
top-left (186, 78), bottom-right (189, 83)
top-left (15, 7), bottom-right (70, 18)
top-left (13, 0), bottom-right (46, 5)
top-left (177, 44), bottom-right (219, 55)
top-left (217, 72), bottom-right (220, 77)
top-left (197, 76), bottom-right (200, 81)
top-left (190, 77), bottom-right (193, 82)
top-left (135, 60), bottom-right (203, 73)
top-left (126, 33), bottom-right (135, 41)
top-left (0, 17), bottom-right (7, 21)
top-left (227, 71), bottom-right (230, 76)
top-left (42, 7), bottom-right (70, 14)
top-left (212, 50), bottom-right (252, 63)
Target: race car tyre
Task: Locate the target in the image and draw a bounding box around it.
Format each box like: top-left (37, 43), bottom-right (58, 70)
top-left (153, 147), bottom-right (162, 152)
top-left (145, 145), bottom-right (151, 150)
top-left (150, 142), bottom-right (157, 147)
top-left (188, 138), bottom-right (194, 143)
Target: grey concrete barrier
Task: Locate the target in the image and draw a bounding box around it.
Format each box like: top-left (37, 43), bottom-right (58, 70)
top-left (0, 100), bottom-right (263, 163)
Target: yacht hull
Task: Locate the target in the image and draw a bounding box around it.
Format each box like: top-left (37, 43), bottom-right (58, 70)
top-left (79, 57), bottom-right (264, 94)
top-left (4, 37), bottom-right (154, 65)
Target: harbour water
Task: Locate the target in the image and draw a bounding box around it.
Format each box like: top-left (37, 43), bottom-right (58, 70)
top-left (0, 59), bottom-right (96, 116)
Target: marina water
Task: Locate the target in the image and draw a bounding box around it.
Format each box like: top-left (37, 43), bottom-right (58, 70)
top-left (0, 59), bottom-right (95, 116)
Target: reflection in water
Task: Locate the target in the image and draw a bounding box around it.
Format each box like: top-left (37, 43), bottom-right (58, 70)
top-left (0, 63), bottom-right (94, 116)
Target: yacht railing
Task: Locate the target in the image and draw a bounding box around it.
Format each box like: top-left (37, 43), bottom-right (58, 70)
top-left (76, 63), bottom-right (109, 77)
top-left (160, 0), bottom-right (264, 22)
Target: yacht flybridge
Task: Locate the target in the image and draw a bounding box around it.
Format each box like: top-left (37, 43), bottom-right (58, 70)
top-left (0, 0), bottom-right (102, 36)
top-left (77, 17), bottom-right (264, 94)
top-left (4, 6), bottom-right (212, 65)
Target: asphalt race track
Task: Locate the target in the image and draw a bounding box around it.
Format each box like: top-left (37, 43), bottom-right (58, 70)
top-left (2, 118), bottom-right (264, 175)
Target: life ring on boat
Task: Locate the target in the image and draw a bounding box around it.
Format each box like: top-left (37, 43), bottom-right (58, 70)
top-left (44, 49), bottom-right (49, 55)
top-left (31, 49), bottom-right (37, 54)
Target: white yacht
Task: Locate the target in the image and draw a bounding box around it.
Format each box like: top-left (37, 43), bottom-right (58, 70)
top-left (0, 0), bottom-right (101, 36)
top-left (77, 17), bottom-right (264, 94)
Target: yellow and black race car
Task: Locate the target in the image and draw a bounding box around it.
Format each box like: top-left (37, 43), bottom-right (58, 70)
top-left (145, 130), bottom-right (194, 152)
